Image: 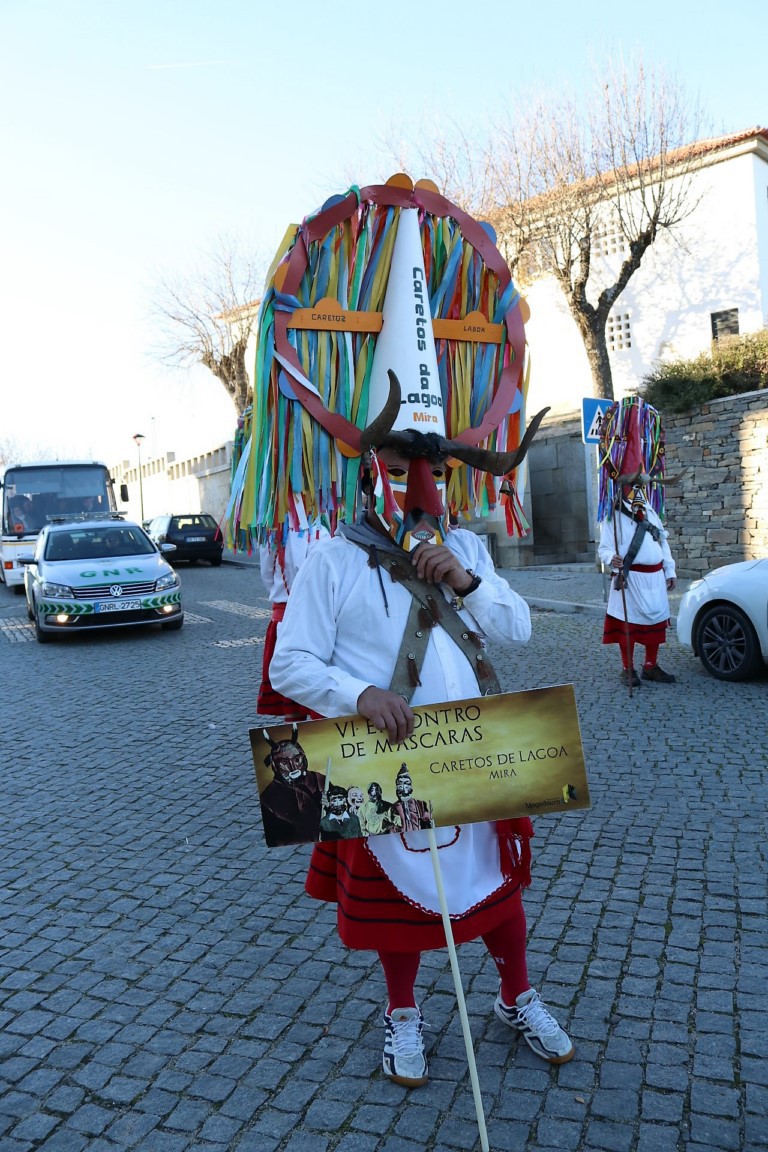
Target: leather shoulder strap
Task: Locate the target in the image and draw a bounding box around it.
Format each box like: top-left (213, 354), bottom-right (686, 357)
top-left (389, 596), bottom-right (432, 700)
top-left (346, 539), bottom-right (501, 701)
top-left (622, 519), bottom-right (650, 579)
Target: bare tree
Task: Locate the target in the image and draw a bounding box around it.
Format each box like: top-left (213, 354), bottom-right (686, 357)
top-left (0, 436), bottom-right (23, 469)
top-left (390, 58), bottom-right (704, 400)
top-left (0, 436), bottom-right (47, 469)
top-left (384, 116), bottom-right (499, 218)
top-left (151, 237), bottom-right (264, 416)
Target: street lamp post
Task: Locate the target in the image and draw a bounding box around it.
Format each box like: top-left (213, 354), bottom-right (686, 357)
top-left (133, 434), bottom-right (146, 523)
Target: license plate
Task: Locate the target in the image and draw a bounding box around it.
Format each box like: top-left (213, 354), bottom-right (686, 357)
top-left (186, 536), bottom-right (206, 542)
top-left (94, 600), bottom-right (142, 613)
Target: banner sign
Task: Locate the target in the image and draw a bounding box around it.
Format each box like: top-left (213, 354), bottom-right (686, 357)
top-left (250, 684), bottom-right (590, 848)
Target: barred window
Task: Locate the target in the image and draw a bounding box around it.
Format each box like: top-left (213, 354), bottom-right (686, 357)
top-left (593, 226), bottom-right (627, 258)
top-left (710, 309), bottom-right (739, 342)
top-left (607, 312), bottom-right (632, 351)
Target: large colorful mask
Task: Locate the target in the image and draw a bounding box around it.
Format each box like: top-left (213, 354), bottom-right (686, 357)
top-left (598, 397), bottom-right (666, 523)
top-left (225, 174), bottom-right (550, 553)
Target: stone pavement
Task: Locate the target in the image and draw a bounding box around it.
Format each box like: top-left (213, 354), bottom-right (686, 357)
top-left (0, 562), bottom-right (766, 1152)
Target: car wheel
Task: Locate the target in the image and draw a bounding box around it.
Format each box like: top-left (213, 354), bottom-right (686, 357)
top-left (25, 593), bottom-right (34, 621)
top-left (34, 603), bottom-right (52, 644)
top-left (162, 616), bottom-right (184, 631)
top-left (210, 556), bottom-right (222, 567)
top-left (695, 603), bottom-right (762, 681)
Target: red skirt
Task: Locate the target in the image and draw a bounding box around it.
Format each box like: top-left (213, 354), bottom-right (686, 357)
top-left (305, 819), bottom-right (532, 952)
top-left (602, 615), bottom-right (669, 647)
top-left (257, 603), bottom-right (310, 719)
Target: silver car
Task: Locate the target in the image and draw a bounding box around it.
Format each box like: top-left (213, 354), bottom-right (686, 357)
top-left (24, 517), bottom-right (183, 644)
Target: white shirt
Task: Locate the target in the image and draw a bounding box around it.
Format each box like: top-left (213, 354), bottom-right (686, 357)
top-left (270, 528), bottom-right (532, 915)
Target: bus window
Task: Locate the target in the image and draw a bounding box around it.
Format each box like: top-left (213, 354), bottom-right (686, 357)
top-left (1, 462), bottom-right (118, 588)
top-left (6, 495), bottom-right (34, 533)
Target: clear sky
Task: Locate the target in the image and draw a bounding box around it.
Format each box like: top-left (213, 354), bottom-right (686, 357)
top-left (1, 0), bottom-right (764, 469)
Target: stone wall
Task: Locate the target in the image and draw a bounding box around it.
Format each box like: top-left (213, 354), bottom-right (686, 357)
top-left (493, 419), bottom-right (594, 569)
top-left (527, 423), bottom-right (593, 561)
top-left (664, 390), bottom-right (768, 578)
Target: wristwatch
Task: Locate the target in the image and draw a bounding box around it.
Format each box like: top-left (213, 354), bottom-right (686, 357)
top-left (451, 569), bottom-right (482, 611)
top-left (461, 569), bottom-right (482, 596)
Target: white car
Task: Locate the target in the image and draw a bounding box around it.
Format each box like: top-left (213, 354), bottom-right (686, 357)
top-left (24, 517), bottom-right (183, 644)
top-left (676, 558), bottom-right (768, 681)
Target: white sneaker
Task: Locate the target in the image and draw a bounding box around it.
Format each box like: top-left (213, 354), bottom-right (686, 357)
top-left (494, 987), bottom-right (574, 1064)
top-left (382, 1007), bottom-right (428, 1087)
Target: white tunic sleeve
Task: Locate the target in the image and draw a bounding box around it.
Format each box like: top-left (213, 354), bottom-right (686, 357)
top-left (444, 529), bottom-right (531, 645)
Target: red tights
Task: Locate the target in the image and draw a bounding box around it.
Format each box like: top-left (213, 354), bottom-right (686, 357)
top-left (620, 638), bottom-right (659, 669)
top-left (377, 891), bottom-right (529, 1010)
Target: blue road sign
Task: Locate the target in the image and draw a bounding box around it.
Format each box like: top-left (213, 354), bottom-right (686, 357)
top-left (582, 398), bottom-right (611, 444)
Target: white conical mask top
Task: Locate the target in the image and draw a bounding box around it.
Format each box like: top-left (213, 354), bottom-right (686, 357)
top-left (367, 208), bottom-right (445, 436)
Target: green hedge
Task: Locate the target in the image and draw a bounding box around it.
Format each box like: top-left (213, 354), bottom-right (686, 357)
top-left (641, 330), bottom-right (768, 413)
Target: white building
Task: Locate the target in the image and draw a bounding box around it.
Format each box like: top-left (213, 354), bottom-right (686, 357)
top-left (521, 126), bottom-right (768, 419)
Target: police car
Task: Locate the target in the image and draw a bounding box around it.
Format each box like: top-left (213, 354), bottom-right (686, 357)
top-left (23, 516), bottom-right (183, 643)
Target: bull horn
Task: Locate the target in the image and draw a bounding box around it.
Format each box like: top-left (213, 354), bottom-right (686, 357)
top-left (359, 370), bottom-right (402, 451)
top-left (616, 468), bottom-right (650, 484)
top-left (663, 467), bottom-right (688, 487)
top-left (262, 728), bottom-right (278, 749)
top-left (445, 407), bottom-right (550, 476)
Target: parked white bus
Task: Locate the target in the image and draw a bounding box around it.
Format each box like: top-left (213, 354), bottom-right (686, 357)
top-left (0, 462), bottom-right (127, 590)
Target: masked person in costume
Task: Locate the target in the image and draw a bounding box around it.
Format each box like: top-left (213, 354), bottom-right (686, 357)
top-left (235, 179), bottom-right (574, 1086)
top-left (319, 784), bottom-right (362, 841)
top-left (259, 726), bottom-right (325, 848)
top-left (357, 782), bottom-right (398, 836)
top-left (390, 764), bottom-right (432, 832)
top-left (597, 397), bottom-right (677, 687)
top-left (346, 785), bottom-right (365, 819)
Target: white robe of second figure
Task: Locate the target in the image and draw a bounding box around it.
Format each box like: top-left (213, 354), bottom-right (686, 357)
top-left (597, 504), bottom-right (676, 625)
top-left (258, 523), bottom-right (331, 604)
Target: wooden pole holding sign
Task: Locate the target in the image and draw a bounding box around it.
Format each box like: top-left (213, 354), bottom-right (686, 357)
top-left (427, 825), bottom-right (491, 1152)
top-left (612, 512), bottom-right (634, 699)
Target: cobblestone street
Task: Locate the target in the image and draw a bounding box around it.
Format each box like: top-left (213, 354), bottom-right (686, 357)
top-left (1, 561), bottom-right (766, 1152)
